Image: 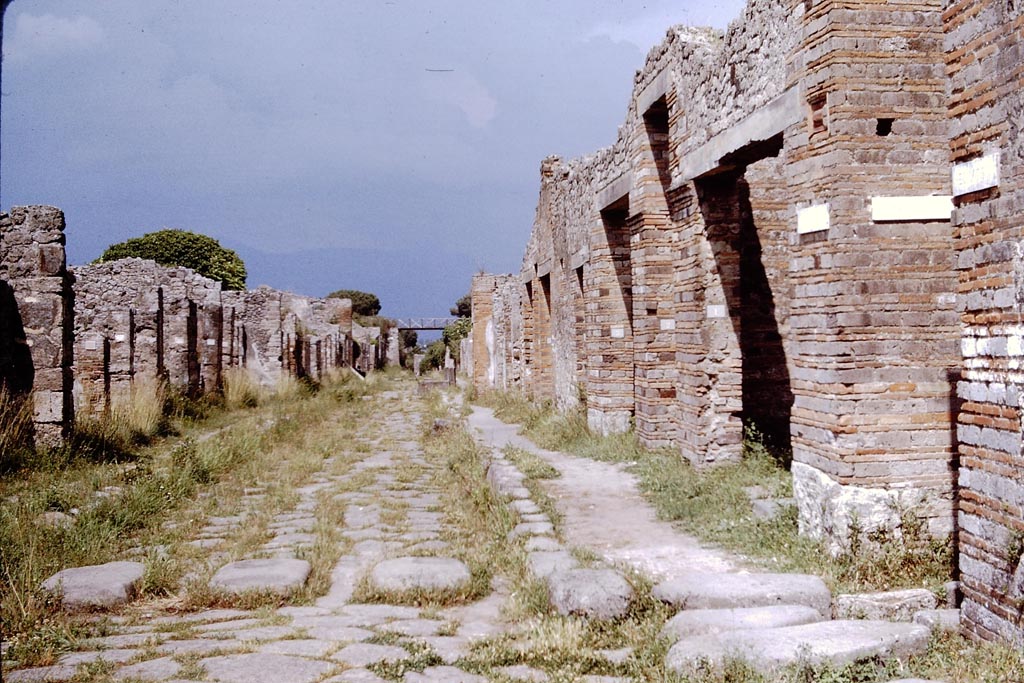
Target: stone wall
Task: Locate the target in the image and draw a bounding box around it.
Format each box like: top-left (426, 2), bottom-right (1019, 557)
top-left (474, 0), bottom-right (981, 612)
top-left (945, 0), bottom-right (1024, 644)
top-left (0, 206), bottom-right (73, 446)
top-left (1, 206), bottom-right (364, 442)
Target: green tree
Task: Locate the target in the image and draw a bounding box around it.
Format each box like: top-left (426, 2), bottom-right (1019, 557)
top-left (97, 229), bottom-right (247, 290)
top-left (421, 340), bottom-right (446, 372)
top-left (327, 289), bottom-right (381, 317)
top-left (442, 317), bottom-right (472, 363)
top-left (450, 293), bottom-right (471, 318)
top-left (399, 329), bottom-right (418, 349)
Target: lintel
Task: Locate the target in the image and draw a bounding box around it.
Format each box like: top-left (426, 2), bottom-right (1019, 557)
top-left (637, 69), bottom-right (670, 115)
top-left (568, 250), bottom-right (588, 271)
top-left (675, 86), bottom-right (802, 185)
top-left (536, 259), bottom-right (553, 278)
top-left (597, 172), bottom-right (632, 210)
top-left (520, 265), bottom-right (536, 284)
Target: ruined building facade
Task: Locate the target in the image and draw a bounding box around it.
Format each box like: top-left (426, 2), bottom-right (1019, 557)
top-left (0, 206), bottom-right (380, 442)
top-left (471, 0), bottom-right (1024, 644)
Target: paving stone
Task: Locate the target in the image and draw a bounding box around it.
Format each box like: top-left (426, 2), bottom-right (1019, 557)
top-left (340, 603), bottom-right (422, 621)
top-left (404, 666), bottom-right (488, 683)
top-left (497, 665), bottom-right (550, 681)
top-left (200, 652), bottom-right (334, 682)
top-left (291, 614), bottom-right (368, 630)
top-left (304, 625), bottom-right (375, 642)
top-left (524, 537), bottom-right (562, 552)
top-left (379, 618), bottom-right (444, 637)
top-left (418, 636), bottom-right (470, 664)
top-left (276, 605), bottom-right (331, 618)
top-left (188, 538), bottom-right (224, 549)
top-left (369, 557), bottom-right (471, 593)
top-left (331, 643), bottom-right (410, 667)
top-left (195, 618), bottom-right (263, 632)
top-left (3, 664), bottom-right (79, 681)
top-left (519, 514), bottom-right (550, 524)
top-left (167, 608), bottom-right (252, 624)
top-left (41, 561), bottom-right (145, 611)
top-left (581, 677), bottom-right (631, 683)
top-left (57, 648), bottom-right (139, 666)
top-left (912, 608), bottom-right (960, 633)
top-left (661, 605), bottom-right (823, 640)
top-left (407, 540), bottom-right (451, 554)
top-left (834, 588), bottom-right (938, 622)
top-left (324, 670), bottom-right (389, 683)
top-left (258, 639), bottom-right (334, 658)
top-left (158, 639), bottom-right (241, 655)
top-left (81, 633), bottom-right (164, 649)
top-left (653, 572), bottom-right (831, 616)
top-left (510, 499), bottom-right (542, 515)
top-left (597, 647), bottom-right (633, 664)
top-left (508, 521), bottom-right (553, 540)
top-left (665, 620), bottom-right (930, 674)
top-left (527, 550), bottom-right (578, 578)
top-left (113, 656), bottom-right (182, 680)
top-left (547, 568), bottom-right (633, 620)
top-left (209, 558), bottom-right (310, 596)
top-left (264, 532), bottom-right (317, 547)
top-left (225, 625), bottom-right (297, 641)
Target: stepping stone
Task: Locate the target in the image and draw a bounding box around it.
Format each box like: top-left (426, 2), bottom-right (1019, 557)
top-left (511, 499), bottom-right (542, 515)
top-left (41, 561), bottom-right (145, 611)
top-left (527, 550), bottom-right (578, 578)
top-left (331, 643), bottom-right (410, 667)
top-left (665, 620), bottom-right (930, 674)
top-left (912, 608), bottom-right (960, 633)
top-left (661, 605), bottom-right (823, 641)
top-left (834, 588), bottom-right (937, 622)
top-left (653, 572), bottom-right (831, 616)
top-left (509, 522), bottom-right (554, 538)
top-left (369, 557), bottom-right (471, 593)
top-left (201, 652), bottom-right (334, 682)
top-left (57, 649), bottom-right (139, 666)
top-left (113, 656), bottom-right (181, 680)
top-left (547, 568), bottom-right (633, 620)
top-left (210, 558), bottom-right (310, 596)
top-left (404, 666), bottom-right (487, 682)
top-left (525, 537), bottom-right (561, 552)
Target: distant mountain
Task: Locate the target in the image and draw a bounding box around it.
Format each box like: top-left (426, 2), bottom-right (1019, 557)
top-left (240, 245), bottom-right (480, 319)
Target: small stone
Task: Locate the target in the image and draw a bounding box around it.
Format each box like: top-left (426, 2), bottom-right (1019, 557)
top-left (912, 608), bottom-right (960, 633)
top-left (509, 522), bottom-right (555, 539)
top-left (324, 670), bottom-right (389, 683)
top-left (597, 647), bottom-right (633, 664)
top-left (404, 666), bottom-right (488, 682)
top-left (41, 561), bottom-right (145, 611)
top-left (378, 618), bottom-right (444, 637)
top-left (258, 639), bottom-right (334, 658)
top-left (3, 664), bottom-right (79, 681)
top-left (547, 568), bottom-right (633, 620)
top-left (369, 556), bottom-right (471, 593)
top-left (39, 511), bottom-right (74, 528)
top-left (200, 652), bottom-right (333, 683)
top-left (527, 550), bottom-right (578, 578)
top-left (209, 558), bottom-right (310, 596)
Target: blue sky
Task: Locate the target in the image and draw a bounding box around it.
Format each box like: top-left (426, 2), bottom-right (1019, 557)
top-left (1, 0), bottom-right (745, 317)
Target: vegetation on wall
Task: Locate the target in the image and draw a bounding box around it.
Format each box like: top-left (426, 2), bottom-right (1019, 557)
top-left (96, 229), bottom-right (247, 291)
top-left (450, 293), bottom-right (471, 318)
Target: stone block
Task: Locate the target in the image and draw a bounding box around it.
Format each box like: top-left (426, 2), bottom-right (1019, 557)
top-left (41, 561), bottom-right (145, 611)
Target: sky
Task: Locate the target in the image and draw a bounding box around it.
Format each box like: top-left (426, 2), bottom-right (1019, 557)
top-left (1, 0), bottom-right (745, 317)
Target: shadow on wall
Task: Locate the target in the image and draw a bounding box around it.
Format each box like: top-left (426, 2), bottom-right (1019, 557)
top-left (0, 279), bottom-right (33, 396)
top-left (698, 171), bottom-right (794, 456)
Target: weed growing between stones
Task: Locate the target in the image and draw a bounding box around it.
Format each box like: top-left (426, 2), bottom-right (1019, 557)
top-left (503, 445), bottom-right (560, 480)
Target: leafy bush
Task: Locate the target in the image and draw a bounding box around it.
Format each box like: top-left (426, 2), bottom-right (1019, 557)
top-left (96, 229), bottom-right (247, 290)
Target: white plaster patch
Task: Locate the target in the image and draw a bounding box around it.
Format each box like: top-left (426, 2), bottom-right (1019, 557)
top-left (706, 304), bottom-right (727, 319)
top-left (952, 151), bottom-right (1000, 196)
top-left (114, 334), bottom-right (126, 342)
top-left (610, 326), bottom-right (626, 339)
top-left (659, 318), bottom-right (676, 331)
top-left (797, 203), bottom-right (830, 234)
top-left (172, 337), bottom-right (185, 346)
top-left (205, 339), bottom-right (216, 347)
top-left (870, 195), bottom-right (953, 222)
top-left (84, 340), bottom-right (98, 351)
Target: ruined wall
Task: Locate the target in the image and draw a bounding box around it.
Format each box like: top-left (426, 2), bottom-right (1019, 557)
top-left (476, 0), bottom-right (964, 564)
top-left (0, 206), bottom-right (73, 446)
top-left (945, 0), bottom-right (1024, 644)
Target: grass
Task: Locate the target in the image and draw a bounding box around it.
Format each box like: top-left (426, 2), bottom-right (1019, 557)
top-left (0, 369), bottom-right (373, 666)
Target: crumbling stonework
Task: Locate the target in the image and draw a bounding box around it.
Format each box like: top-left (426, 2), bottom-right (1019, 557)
top-left (472, 0), bottom-right (1024, 642)
top-left (0, 205), bottom-right (364, 443)
top-left (0, 206), bottom-right (74, 446)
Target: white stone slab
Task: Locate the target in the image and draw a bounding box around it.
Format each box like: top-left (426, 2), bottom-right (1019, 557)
top-left (659, 318), bottom-right (676, 331)
top-left (870, 195), bottom-right (953, 222)
top-left (609, 326), bottom-right (625, 339)
top-left (706, 305), bottom-right (727, 319)
top-left (797, 203), bottom-right (830, 234)
top-left (952, 151), bottom-right (1000, 196)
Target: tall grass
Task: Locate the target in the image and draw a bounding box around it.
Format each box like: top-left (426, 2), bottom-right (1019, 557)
top-left (223, 367), bottom-right (267, 409)
top-left (0, 388), bottom-right (34, 472)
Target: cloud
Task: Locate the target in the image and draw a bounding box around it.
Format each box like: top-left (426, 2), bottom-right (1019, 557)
top-left (4, 12), bottom-right (105, 62)
top-left (421, 71), bottom-right (498, 129)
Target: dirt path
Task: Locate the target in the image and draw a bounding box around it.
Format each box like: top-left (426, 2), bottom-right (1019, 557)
top-left (468, 406), bottom-right (736, 580)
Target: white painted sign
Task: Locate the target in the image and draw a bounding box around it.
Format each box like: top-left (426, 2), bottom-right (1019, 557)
top-left (84, 340), bottom-right (98, 351)
top-left (870, 195), bottom-right (953, 222)
top-left (706, 304), bottom-right (727, 319)
top-left (952, 151), bottom-right (1000, 196)
top-left (797, 203), bottom-right (830, 234)
top-left (659, 318), bottom-right (676, 331)
top-left (610, 326), bottom-right (625, 339)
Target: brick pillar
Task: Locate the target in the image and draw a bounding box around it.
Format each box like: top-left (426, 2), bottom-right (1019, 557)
top-left (0, 206), bottom-right (74, 446)
top-left (945, 0), bottom-right (1024, 644)
top-left (471, 274), bottom-right (497, 393)
top-left (786, 0), bottom-right (959, 550)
